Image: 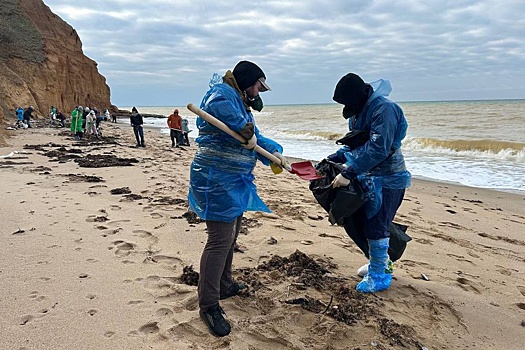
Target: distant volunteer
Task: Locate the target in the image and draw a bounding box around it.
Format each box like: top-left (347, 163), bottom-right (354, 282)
top-left (188, 60), bottom-right (286, 337)
top-left (130, 107), bottom-right (145, 147)
top-left (167, 109), bottom-right (182, 147)
top-left (327, 73), bottom-right (411, 293)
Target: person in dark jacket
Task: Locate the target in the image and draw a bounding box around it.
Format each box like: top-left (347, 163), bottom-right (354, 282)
top-left (23, 106), bottom-right (35, 128)
top-left (130, 107), bottom-right (145, 147)
top-left (327, 73), bottom-right (411, 293)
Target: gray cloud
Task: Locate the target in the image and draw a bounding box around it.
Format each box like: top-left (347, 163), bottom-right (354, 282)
top-left (43, 0), bottom-right (525, 105)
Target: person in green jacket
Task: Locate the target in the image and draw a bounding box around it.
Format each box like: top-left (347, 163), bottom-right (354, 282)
top-left (71, 106), bottom-right (84, 140)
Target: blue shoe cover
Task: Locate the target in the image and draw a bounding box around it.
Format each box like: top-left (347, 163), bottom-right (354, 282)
top-left (356, 237), bottom-right (392, 293)
top-left (356, 271), bottom-right (392, 292)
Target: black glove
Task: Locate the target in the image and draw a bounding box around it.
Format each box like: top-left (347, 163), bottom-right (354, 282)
top-left (239, 122), bottom-right (254, 140)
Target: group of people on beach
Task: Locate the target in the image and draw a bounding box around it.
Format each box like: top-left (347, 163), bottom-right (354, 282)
top-left (70, 105), bottom-right (111, 140)
top-left (187, 60), bottom-right (411, 337)
top-left (14, 105), bottom-right (36, 129)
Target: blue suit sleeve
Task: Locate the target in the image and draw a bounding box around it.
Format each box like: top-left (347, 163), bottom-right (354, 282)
top-left (254, 125), bottom-right (283, 165)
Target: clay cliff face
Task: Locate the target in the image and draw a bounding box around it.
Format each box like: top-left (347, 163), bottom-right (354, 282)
top-left (0, 0), bottom-right (111, 124)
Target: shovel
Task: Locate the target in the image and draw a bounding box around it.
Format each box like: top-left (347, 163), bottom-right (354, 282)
top-left (187, 103), bottom-right (324, 180)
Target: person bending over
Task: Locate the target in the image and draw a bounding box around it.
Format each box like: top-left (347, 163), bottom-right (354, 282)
top-left (327, 73), bottom-right (411, 293)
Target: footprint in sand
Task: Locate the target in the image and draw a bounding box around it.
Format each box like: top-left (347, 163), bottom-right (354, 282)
top-left (156, 308), bottom-right (174, 318)
top-left (112, 240), bottom-right (136, 257)
top-left (106, 219), bottom-right (131, 227)
top-left (138, 321), bottom-right (160, 334)
top-left (29, 291), bottom-right (46, 301)
top-left (109, 205), bottom-right (121, 211)
top-left (494, 265), bottom-right (515, 276)
top-left (446, 253), bottom-right (475, 265)
top-left (20, 315), bottom-right (34, 325)
top-left (146, 254), bottom-right (182, 267)
top-left (104, 331), bottom-right (116, 338)
top-left (518, 285), bottom-right (525, 296)
top-left (456, 277), bottom-right (481, 294)
top-left (150, 213), bottom-right (164, 219)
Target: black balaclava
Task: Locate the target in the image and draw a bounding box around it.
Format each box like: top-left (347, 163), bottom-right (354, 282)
top-left (333, 73), bottom-right (370, 118)
top-left (232, 61), bottom-right (266, 92)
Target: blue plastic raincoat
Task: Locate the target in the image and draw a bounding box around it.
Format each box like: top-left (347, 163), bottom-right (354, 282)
top-left (188, 73), bottom-right (283, 222)
top-left (332, 79), bottom-right (411, 218)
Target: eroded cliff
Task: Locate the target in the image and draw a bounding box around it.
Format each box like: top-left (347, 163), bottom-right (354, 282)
top-left (0, 0), bottom-right (111, 140)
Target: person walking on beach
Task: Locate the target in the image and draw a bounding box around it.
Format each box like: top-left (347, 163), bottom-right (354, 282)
top-left (130, 107), bottom-right (145, 147)
top-left (16, 106), bottom-right (24, 127)
top-left (326, 73), bottom-right (411, 293)
top-left (188, 60), bottom-right (286, 337)
top-left (23, 105), bottom-right (34, 128)
top-left (85, 110), bottom-right (98, 138)
top-left (181, 118), bottom-right (191, 146)
top-left (167, 109), bottom-right (182, 147)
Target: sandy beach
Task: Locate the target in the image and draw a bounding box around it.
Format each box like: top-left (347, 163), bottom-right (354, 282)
top-left (1, 122), bottom-right (524, 350)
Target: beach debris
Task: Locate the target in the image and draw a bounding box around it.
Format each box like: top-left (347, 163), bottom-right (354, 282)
top-left (122, 193), bottom-right (146, 201)
top-left (446, 209), bottom-right (457, 214)
top-left (180, 265), bottom-right (199, 286)
top-left (152, 196), bottom-right (186, 206)
top-left (267, 236), bottom-right (278, 245)
top-left (182, 211), bottom-right (204, 224)
top-left (239, 217), bottom-right (262, 235)
top-left (75, 154), bottom-right (139, 168)
top-left (64, 174), bottom-right (104, 183)
top-left (110, 187), bottom-right (132, 195)
top-left (421, 273), bottom-right (430, 281)
top-left (300, 240), bottom-right (314, 245)
top-left (79, 273), bottom-right (89, 278)
top-left (233, 243), bottom-right (247, 253)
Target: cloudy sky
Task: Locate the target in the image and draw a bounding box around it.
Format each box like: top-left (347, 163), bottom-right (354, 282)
top-left (42, 0), bottom-right (524, 106)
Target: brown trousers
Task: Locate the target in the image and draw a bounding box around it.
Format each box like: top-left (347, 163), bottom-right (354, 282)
top-left (198, 215), bottom-right (242, 311)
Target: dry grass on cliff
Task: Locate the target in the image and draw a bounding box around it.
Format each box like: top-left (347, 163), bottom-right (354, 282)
top-left (0, 0), bottom-right (45, 63)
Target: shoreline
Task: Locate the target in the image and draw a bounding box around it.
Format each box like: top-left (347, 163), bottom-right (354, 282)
top-left (1, 124), bottom-right (524, 349)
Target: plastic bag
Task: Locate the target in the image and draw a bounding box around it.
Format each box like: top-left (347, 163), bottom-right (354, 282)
top-left (309, 160), bottom-right (365, 225)
top-left (310, 159), bottom-right (411, 262)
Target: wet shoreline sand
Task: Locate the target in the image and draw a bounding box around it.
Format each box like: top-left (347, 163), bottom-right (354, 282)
top-left (1, 123), bottom-right (524, 349)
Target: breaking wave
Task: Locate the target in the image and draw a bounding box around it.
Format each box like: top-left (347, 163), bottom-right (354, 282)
top-left (403, 138), bottom-right (525, 161)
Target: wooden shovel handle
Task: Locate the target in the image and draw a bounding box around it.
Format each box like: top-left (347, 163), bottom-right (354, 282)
top-left (187, 103), bottom-right (284, 166)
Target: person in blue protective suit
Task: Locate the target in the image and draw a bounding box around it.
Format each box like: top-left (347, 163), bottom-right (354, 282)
top-left (189, 60), bottom-right (286, 337)
top-left (16, 106), bottom-right (24, 127)
top-left (327, 73), bottom-right (411, 293)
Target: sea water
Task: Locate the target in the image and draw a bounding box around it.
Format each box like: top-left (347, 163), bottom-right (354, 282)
top-left (120, 100), bottom-right (525, 194)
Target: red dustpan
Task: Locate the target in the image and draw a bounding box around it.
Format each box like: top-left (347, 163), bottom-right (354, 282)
top-left (289, 161), bottom-right (324, 180)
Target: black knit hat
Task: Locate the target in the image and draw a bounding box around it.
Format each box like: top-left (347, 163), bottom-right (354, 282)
top-left (333, 73), bottom-right (369, 111)
top-left (232, 61), bottom-right (269, 92)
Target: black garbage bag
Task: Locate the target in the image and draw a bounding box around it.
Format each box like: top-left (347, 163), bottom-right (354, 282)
top-left (309, 159), bottom-right (411, 262)
top-left (343, 211), bottom-right (411, 262)
top-left (309, 160), bottom-right (365, 225)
